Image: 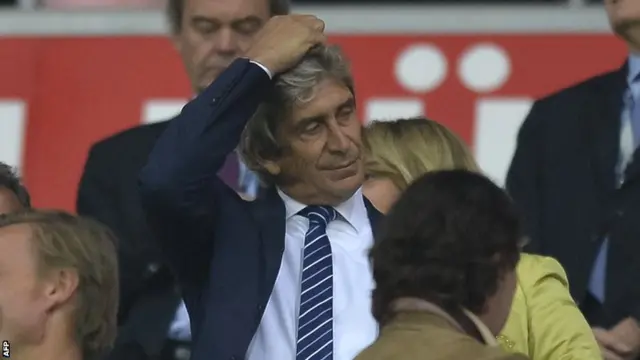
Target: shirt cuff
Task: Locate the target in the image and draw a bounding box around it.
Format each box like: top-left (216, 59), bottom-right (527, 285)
top-left (249, 60), bottom-right (273, 79)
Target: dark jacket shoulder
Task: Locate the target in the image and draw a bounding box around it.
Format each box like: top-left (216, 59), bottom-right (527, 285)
top-left (90, 121), bottom-right (170, 159)
top-left (83, 121), bottom-right (172, 181)
top-left (535, 68), bottom-right (623, 109)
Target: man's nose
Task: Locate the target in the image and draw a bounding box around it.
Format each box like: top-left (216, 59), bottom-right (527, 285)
top-left (212, 28), bottom-right (239, 55)
top-left (326, 124), bottom-right (351, 153)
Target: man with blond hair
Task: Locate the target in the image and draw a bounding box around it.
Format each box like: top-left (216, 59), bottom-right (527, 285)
top-left (0, 210), bottom-right (119, 360)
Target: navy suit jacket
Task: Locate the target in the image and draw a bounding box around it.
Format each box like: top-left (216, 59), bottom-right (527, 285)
top-left (139, 58), bottom-right (382, 360)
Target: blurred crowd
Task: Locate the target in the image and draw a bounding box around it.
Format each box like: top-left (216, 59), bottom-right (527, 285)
top-left (1, 1), bottom-right (640, 360)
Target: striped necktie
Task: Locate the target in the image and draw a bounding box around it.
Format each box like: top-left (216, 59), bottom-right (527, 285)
top-left (296, 205), bottom-right (338, 360)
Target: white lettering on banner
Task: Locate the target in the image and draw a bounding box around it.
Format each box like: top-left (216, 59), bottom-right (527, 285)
top-left (394, 44), bottom-right (448, 93)
top-left (370, 42), bottom-right (525, 185)
top-left (457, 43), bottom-right (511, 93)
top-left (473, 98), bottom-right (532, 186)
top-left (0, 100), bottom-right (27, 172)
top-left (142, 99), bottom-right (188, 124)
top-left (365, 98), bottom-right (424, 123)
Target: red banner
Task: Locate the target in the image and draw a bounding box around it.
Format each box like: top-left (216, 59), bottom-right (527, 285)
top-left (0, 34), bottom-right (626, 211)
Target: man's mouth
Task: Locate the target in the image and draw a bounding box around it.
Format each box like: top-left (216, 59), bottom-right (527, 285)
top-left (325, 159), bottom-right (357, 171)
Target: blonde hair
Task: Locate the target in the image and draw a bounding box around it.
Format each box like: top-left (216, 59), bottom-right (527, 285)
top-left (0, 210), bottom-right (118, 360)
top-left (364, 117), bottom-right (480, 191)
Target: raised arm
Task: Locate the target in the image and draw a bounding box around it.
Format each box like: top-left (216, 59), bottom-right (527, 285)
top-left (138, 14), bottom-right (327, 292)
top-left (138, 59), bottom-right (272, 289)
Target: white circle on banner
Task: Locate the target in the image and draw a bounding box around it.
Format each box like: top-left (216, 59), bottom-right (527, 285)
top-left (458, 43), bottom-right (511, 93)
top-left (394, 44), bottom-right (447, 93)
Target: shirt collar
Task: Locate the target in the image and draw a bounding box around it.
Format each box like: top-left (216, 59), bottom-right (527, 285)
top-left (463, 309), bottom-right (499, 346)
top-left (627, 54), bottom-right (640, 85)
top-left (277, 187), bottom-right (367, 233)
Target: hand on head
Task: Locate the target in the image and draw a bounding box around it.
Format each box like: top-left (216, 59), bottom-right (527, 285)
top-left (245, 14), bottom-right (326, 75)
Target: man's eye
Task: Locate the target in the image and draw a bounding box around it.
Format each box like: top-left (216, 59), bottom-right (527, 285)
top-left (235, 21), bottom-right (261, 35)
top-left (305, 123), bottom-right (320, 133)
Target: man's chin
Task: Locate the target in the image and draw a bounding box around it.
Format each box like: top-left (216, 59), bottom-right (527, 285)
top-left (613, 17), bottom-right (640, 35)
top-left (324, 160), bottom-right (365, 182)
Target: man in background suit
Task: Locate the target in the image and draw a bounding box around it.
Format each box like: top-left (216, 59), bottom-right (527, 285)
top-left (139, 16), bottom-right (382, 360)
top-left (77, 0), bottom-right (290, 359)
top-left (507, 1), bottom-right (640, 359)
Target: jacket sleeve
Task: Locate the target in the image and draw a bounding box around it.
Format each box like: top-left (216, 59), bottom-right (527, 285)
top-left (506, 101), bottom-right (547, 254)
top-left (138, 59), bottom-right (272, 293)
top-left (521, 255), bottom-right (601, 360)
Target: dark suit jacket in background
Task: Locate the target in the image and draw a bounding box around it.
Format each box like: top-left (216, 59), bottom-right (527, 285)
top-left (77, 119), bottom-right (240, 358)
top-left (507, 64), bottom-right (640, 327)
top-left (138, 59), bottom-right (382, 360)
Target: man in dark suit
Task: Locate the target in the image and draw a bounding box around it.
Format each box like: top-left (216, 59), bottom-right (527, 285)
top-left (507, 1), bottom-right (640, 359)
top-left (77, 0), bottom-right (291, 359)
top-left (139, 15), bottom-right (383, 360)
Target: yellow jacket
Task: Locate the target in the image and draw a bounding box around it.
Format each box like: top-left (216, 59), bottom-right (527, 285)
top-left (497, 254), bottom-right (601, 360)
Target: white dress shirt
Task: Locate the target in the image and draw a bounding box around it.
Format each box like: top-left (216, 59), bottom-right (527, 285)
top-left (246, 187), bottom-right (378, 360)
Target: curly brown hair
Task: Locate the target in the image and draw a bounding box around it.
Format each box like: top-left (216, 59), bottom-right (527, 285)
top-left (370, 169), bottom-right (521, 325)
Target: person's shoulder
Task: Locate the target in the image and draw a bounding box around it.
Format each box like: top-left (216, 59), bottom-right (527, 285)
top-left (90, 121), bottom-right (170, 155)
top-left (516, 253), bottom-right (568, 287)
top-left (534, 68), bottom-right (621, 109)
top-left (82, 121), bottom-right (172, 175)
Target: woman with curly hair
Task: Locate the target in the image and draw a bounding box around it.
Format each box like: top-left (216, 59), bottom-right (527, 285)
top-left (359, 118), bottom-right (600, 360)
top-left (356, 169), bottom-right (527, 360)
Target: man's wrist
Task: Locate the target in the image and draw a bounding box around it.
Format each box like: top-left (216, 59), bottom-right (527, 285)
top-left (248, 59), bottom-right (273, 79)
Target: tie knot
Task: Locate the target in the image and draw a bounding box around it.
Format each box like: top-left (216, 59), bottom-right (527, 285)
top-left (299, 205), bottom-right (338, 227)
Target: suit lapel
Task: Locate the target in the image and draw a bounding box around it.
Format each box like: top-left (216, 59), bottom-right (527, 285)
top-left (583, 65), bottom-right (626, 199)
top-left (364, 196), bottom-right (383, 242)
top-left (624, 147), bottom-right (640, 184)
top-left (251, 187), bottom-right (286, 302)
top-left (252, 190), bottom-right (382, 302)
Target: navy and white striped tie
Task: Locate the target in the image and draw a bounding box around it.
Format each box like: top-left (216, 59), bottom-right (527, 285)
top-left (296, 205), bottom-right (338, 360)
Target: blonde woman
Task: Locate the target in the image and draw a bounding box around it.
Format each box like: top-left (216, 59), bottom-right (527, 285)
top-left (363, 117), bottom-right (601, 360)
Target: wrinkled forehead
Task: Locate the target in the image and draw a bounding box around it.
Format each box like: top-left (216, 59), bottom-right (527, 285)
top-left (287, 79), bottom-right (356, 127)
top-left (183, 0), bottom-right (270, 22)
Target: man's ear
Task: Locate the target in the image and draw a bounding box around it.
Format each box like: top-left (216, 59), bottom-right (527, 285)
top-left (262, 160), bottom-right (281, 176)
top-left (43, 268), bottom-right (79, 311)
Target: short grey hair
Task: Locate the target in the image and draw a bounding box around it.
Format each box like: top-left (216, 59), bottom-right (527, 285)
top-left (239, 45), bottom-right (355, 185)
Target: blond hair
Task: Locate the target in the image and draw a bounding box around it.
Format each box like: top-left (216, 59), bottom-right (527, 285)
top-left (364, 117), bottom-right (479, 191)
top-left (0, 210), bottom-right (118, 360)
